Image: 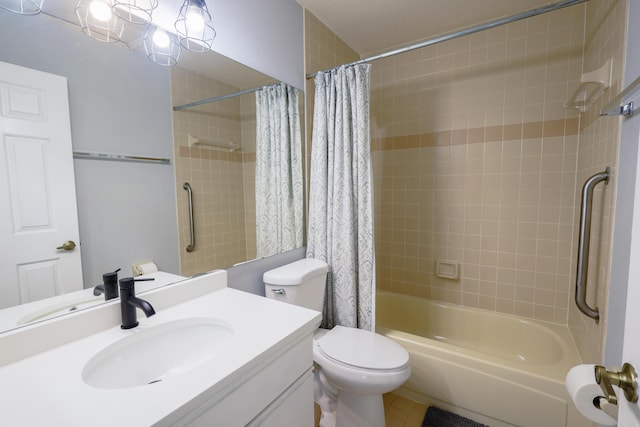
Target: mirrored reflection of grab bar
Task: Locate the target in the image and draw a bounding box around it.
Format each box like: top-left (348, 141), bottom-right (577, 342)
top-left (575, 167), bottom-right (610, 323)
top-left (183, 182), bottom-right (195, 253)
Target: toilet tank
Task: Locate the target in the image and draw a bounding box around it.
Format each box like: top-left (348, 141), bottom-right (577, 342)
top-left (263, 258), bottom-right (328, 312)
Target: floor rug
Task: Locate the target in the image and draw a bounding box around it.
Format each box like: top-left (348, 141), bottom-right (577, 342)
top-left (422, 406), bottom-right (489, 427)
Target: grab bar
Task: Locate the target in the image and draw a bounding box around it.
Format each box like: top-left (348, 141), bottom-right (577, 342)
top-left (575, 167), bottom-right (610, 323)
top-left (183, 182), bottom-right (195, 253)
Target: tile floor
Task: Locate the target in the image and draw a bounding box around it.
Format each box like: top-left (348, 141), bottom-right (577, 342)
top-left (383, 393), bottom-right (428, 427)
top-left (314, 393), bottom-right (428, 427)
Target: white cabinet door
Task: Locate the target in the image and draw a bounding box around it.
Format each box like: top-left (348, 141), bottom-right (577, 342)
top-left (0, 61), bottom-right (82, 308)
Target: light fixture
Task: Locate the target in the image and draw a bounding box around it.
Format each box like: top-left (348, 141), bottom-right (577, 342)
top-left (73, 0), bottom-right (217, 65)
top-left (143, 26), bottom-right (181, 66)
top-left (0, 0), bottom-right (43, 15)
top-left (112, 0), bottom-right (157, 25)
top-left (75, 0), bottom-right (124, 43)
top-left (174, 0), bottom-right (215, 53)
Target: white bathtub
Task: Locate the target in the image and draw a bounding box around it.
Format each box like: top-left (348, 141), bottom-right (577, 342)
top-left (376, 291), bottom-right (590, 427)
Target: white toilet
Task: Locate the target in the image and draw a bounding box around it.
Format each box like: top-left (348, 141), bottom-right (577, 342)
top-left (263, 258), bottom-right (410, 427)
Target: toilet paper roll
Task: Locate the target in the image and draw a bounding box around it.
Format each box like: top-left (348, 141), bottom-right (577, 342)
top-left (136, 262), bottom-right (158, 275)
top-left (565, 364), bottom-right (617, 425)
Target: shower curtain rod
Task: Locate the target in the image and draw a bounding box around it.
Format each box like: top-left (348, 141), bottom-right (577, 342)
top-left (172, 81), bottom-right (279, 111)
top-left (306, 0), bottom-right (588, 79)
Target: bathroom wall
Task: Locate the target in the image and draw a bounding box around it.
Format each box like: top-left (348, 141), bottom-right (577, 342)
top-left (569, 0), bottom-right (627, 363)
top-left (170, 67), bottom-right (256, 277)
top-left (303, 4), bottom-right (628, 365)
top-left (303, 6), bottom-right (585, 324)
top-left (370, 5), bottom-right (585, 324)
top-left (210, 0), bottom-right (305, 90)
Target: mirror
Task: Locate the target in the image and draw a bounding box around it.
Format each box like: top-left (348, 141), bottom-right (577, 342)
top-left (0, 5), bottom-right (304, 332)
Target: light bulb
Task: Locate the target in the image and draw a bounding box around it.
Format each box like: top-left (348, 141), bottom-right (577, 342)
top-left (185, 7), bottom-right (205, 33)
top-left (89, 0), bottom-right (112, 22)
top-left (152, 29), bottom-right (170, 48)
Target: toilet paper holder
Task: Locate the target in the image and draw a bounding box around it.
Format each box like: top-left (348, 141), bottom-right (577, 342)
top-left (595, 363), bottom-right (638, 405)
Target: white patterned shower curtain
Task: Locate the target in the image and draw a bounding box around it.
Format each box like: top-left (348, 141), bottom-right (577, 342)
top-left (255, 83), bottom-right (303, 258)
top-left (307, 64), bottom-right (375, 330)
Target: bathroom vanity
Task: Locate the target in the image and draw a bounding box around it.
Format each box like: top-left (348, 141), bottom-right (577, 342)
top-left (0, 271), bottom-right (321, 426)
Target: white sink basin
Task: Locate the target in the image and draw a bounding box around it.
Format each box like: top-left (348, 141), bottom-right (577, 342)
top-left (82, 317), bottom-right (234, 389)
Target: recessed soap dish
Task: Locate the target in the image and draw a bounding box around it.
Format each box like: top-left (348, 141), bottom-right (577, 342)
top-left (564, 59), bottom-right (612, 112)
top-left (436, 260), bottom-right (460, 280)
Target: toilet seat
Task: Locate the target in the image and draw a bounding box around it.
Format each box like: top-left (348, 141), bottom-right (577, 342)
top-left (316, 326), bottom-right (409, 371)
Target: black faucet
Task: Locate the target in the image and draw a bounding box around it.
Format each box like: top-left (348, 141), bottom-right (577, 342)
top-left (93, 268), bottom-right (121, 301)
top-left (119, 277), bottom-right (156, 329)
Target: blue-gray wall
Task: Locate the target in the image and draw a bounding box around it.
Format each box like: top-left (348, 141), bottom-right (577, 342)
top-left (211, 0), bottom-right (305, 89)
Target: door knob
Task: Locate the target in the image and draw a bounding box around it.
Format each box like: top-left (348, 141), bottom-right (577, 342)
top-left (56, 240), bottom-right (76, 251)
top-left (595, 363), bottom-right (638, 405)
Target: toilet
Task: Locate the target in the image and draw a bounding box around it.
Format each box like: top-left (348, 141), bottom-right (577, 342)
top-left (263, 258), bottom-right (410, 427)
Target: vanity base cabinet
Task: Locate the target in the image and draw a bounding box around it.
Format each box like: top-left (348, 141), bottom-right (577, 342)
top-left (170, 335), bottom-right (314, 426)
top-left (247, 370), bottom-right (314, 426)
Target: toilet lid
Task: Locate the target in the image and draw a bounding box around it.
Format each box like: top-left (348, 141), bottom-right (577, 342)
top-left (317, 326), bottom-right (409, 370)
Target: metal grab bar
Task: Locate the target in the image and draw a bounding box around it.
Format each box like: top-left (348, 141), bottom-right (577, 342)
top-left (575, 167), bottom-right (610, 323)
top-left (183, 182), bottom-right (195, 253)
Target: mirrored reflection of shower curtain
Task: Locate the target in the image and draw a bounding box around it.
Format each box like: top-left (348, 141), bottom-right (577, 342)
top-left (307, 64), bottom-right (375, 330)
top-left (255, 83), bottom-right (303, 258)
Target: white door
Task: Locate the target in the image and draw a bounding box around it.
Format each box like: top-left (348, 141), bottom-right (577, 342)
top-left (615, 1), bottom-right (640, 425)
top-left (0, 61), bottom-right (82, 309)
top-left (617, 123), bottom-right (640, 425)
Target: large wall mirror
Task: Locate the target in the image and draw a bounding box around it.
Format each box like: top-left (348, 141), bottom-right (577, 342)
top-left (0, 4), bottom-right (305, 333)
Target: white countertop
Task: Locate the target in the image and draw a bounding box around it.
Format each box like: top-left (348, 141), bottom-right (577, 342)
top-left (0, 276), bottom-right (321, 426)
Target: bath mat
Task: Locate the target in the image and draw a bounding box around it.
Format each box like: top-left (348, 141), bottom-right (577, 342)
top-left (422, 406), bottom-right (489, 427)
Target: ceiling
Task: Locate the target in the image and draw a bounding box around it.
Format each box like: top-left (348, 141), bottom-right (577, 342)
top-left (296, 0), bottom-right (574, 57)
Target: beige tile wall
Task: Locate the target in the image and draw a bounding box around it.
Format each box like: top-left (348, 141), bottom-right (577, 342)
top-left (304, 1), bottom-right (626, 346)
top-left (304, 10), bottom-right (360, 93)
top-left (170, 67), bottom-right (255, 277)
top-left (569, 0), bottom-right (627, 363)
top-left (371, 4), bottom-right (586, 324)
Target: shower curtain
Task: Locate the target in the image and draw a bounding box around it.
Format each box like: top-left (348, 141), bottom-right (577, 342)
top-left (255, 83), bottom-right (303, 258)
top-left (307, 64), bottom-right (375, 330)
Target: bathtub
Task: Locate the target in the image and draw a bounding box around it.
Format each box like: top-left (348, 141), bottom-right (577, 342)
top-left (376, 291), bottom-right (590, 427)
